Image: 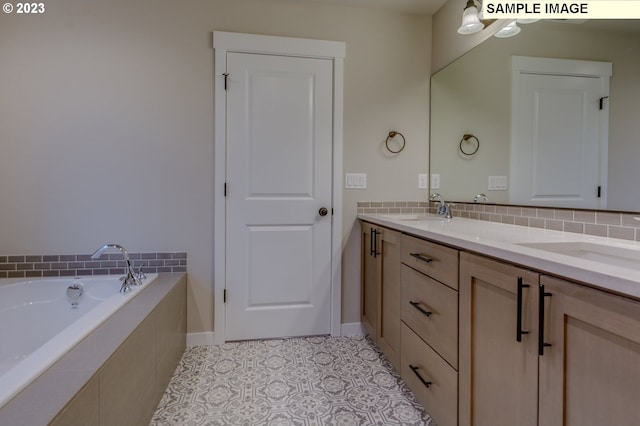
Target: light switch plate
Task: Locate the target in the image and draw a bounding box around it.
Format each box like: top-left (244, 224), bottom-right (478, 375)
top-left (345, 173), bottom-right (367, 189)
top-left (488, 176), bottom-right (508, 190)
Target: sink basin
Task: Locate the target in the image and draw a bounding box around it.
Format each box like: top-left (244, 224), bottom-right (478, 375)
top-left (517, 241), bottom-right (640, 269)
top-left (378, 214), bottom-right (441, 222)
top-left (379, 214), bottom-right (423, 221)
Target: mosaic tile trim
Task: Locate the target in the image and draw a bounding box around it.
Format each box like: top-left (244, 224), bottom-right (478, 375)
top-left (0, 251), bottom-right (187, 279)
top-left (358, 201), bottom-right (640, 242)
top-left (152, 335), bottom-right (434, 426)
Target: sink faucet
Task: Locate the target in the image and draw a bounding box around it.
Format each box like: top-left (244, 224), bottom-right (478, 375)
top-left (91, 243), bottom-right (141, 292)
top-left (429, 193), bottom-right (446, 215)
top-left (473, 193), bottom-right (489, 203)
top-left (430, 193), bottom-right (454, 218)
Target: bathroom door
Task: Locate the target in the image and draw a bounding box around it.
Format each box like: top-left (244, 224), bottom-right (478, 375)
top-left (510, 57), bottom-right (611, 209)
top-left (224, 52), bottom-right (333, 341)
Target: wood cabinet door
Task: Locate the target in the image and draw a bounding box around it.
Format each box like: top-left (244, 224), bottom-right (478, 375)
top-left (539, 276), bottom-right (640, 426)
top-left (377, 227), bottom-right (401, 370)
top-left (361, 223), bottom-right (380, 338)
top-left (459, 252), bottom-right (539, 426)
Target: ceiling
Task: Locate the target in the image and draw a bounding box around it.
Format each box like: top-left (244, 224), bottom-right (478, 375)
top-left (297, 0), bottom-right (448, 15)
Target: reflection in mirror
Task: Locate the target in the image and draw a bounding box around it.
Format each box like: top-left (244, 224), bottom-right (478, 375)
top-left (430, 20), bottom-right (640, 212)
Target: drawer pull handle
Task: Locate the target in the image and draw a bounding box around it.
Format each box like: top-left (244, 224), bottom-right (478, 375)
top-left (410, 301), bottom-right (432, 317)
top-left (516, 276), bottom-right (530, 342)
top-left (410, 365), bottom-right (432, 388)
top-left (410, 253), bottom-right (433, 263)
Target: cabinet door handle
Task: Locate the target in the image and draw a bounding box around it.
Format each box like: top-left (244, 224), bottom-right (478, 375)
top-left (410, 365), bottom-right (432, 388)
top-left (372, 229), bottom-right (381, 258)
top-left (409, 301), bottom-right (432, 317)
top-left (516, 277), bottom-right (530, 342)
top-left (369, 228), bottom-right (375, 256)
top-left (410, 253), bottom-right (433, 263)
top-left (538, 284), bottom-right (553, 356)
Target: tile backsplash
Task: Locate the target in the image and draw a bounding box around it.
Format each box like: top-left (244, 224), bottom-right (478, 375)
top-left (0, 252), bottom-right (187, 279)
top-left (358, 201), bottom-right (640, 242)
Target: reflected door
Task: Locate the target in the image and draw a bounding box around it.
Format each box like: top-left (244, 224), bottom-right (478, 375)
top-left (225, 52), bottom-right (333, 340)
top-left (511, 57), bottom-right (610, 208)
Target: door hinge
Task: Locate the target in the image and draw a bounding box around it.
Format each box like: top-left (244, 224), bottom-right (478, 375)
top-left (224, 289), bottom-right (227, 303)
top-left (599, 96), bottom-right (609, 110)
top-left (223, 73), bottom-right (229, 91)
top-left (597, 185), bottom-right (601, 198)
top-left (224, 182), bottom-right (227, 197)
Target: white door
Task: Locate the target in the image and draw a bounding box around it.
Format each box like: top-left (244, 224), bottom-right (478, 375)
top-left (225, 52), bottom-right (333, 341)
top-left (510, 57), bottom-right (611, 208)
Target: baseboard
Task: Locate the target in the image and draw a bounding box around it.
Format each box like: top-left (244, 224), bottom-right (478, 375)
top-left (341, 322), bottom-right (365, 336)
top-left (186, 331), bottom-right (216, 347)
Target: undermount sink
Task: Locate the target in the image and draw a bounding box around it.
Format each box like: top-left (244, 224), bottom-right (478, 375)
top-left (517, 241), bottom-right (640, 269)
top-left (378, 214), bottom-right (441, 222)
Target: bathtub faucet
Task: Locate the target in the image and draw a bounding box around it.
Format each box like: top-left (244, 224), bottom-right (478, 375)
top-left (90, 244), bottom-right (141, 293)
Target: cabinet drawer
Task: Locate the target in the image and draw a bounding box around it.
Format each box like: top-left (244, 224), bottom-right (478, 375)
top-left (401, 265), bottom-right (458, 369)
top-left (401, 323), bottom-right (457, 426)
top-left (401, 234), bottom-right (458, 289)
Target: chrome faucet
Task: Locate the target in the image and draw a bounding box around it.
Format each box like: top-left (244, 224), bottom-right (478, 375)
top-left (473, 193), bottom-right (489, 203)
top-left (91, 243), bottom-right (141, 293)
top-left (429, 193), bottom-right (446, 215)
top-left (430, 193), bottom-right (455, 219)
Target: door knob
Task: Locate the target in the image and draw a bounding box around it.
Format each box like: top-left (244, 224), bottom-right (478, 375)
top-left (319, 207), bottom-right (329, 217)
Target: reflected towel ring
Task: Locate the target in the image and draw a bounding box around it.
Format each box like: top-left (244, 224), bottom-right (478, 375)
top-left (386, 131), bottom-right (406, 154)
top-left (459, 134), bottom-right (479, 156)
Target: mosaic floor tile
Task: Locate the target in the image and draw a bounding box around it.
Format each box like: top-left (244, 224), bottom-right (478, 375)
top-left (151, 335), bottom-right (435, 425)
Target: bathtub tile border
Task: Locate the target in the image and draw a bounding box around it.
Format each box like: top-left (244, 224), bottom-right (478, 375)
top-left (358, 201), bottom-right (640, 244)
top-left (0, 252), bottom-right (188, 277)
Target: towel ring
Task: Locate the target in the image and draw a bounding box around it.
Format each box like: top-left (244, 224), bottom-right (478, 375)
top-left (459, 134), bottom-right (479, 156)
top-left (386, 131), bottom-right (406, 154)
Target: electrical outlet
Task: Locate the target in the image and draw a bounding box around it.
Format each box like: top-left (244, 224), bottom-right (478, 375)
top-left (431, 174), bottom-right (441, 190)
top-left (418, 174), bottom-right (428, 189)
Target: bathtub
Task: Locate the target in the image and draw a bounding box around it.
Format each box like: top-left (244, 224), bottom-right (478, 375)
top-left (0, 273), bottom-right (158, 408)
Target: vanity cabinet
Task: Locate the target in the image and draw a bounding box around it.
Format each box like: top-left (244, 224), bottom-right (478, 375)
top-left (538, 275), bottom-right (640, 426)
top-left (400, 234), bottom-right (459, 426)
top-left (362, 215), bottom-right (640, 425)
top-left (459, 252), bottom-right (539, 426)
top-left (360, 222), bottom-right (402, 370)
top-left (460, 252), bottom-right (640, 426)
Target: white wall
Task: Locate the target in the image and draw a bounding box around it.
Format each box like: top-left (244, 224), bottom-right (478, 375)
top-left (0, 0), bottom-right (432, 332)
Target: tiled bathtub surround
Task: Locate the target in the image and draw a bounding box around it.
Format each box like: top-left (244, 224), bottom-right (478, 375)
top-left (358, 201), bottom-right (640, 242)
top-left (0, 252), bottom-right (187, 279)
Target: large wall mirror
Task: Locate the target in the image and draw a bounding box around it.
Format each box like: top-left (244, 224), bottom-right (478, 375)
top-left (430, 20), bottom-right (640, 212)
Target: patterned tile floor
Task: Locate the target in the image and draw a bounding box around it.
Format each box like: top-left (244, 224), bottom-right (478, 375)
top-left (151, 335), bottom-right (435, 425)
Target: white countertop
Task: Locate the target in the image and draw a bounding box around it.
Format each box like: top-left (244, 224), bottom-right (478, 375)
top-left (358, 213), bottom-right (640, 301)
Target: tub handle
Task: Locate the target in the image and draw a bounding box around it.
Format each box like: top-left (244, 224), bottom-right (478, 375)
top-left (136, 263), bottom-right (147, 280)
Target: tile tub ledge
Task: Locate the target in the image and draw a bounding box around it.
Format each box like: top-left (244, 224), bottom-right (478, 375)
top-left (359, 213), bottom-right (640, 302)
top-left (0, 272), bottom-right (187, 426)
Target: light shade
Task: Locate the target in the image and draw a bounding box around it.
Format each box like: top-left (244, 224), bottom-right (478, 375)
top-left (494, 20), bottom-right (521, 38)
top-left (457, 2), bottom-right (484, 35)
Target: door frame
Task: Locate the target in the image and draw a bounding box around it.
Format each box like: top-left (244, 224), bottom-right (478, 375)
top-left (510, 56), bottom-right (612, 208)
top-left (213, 31), bottom-right (345, 344)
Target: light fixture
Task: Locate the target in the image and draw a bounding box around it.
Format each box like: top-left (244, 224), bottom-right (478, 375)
top-left (494, 20), bottom-right (521, 38)
top-left (457, 0), bottom-right (484, 35)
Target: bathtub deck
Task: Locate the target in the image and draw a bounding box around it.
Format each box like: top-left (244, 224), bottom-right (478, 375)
top-left (0, 273), bottom-right (186, 426)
